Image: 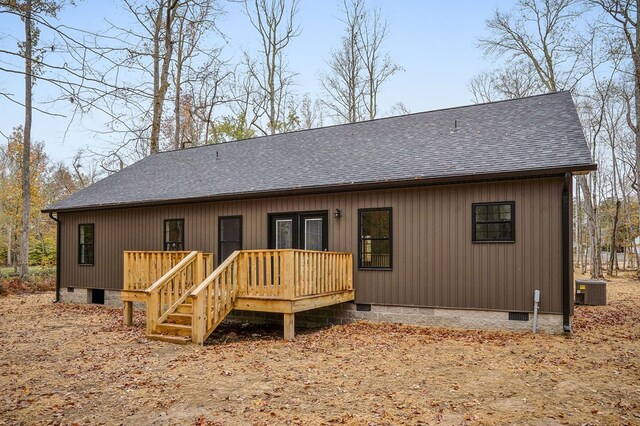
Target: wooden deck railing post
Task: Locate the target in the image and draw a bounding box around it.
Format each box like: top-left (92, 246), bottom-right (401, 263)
top-left (146, 291), bottom-right (159, 335)
top-left (283, 250), bottom-right (295, 300)
top-left (237, 252), bottom-right (248, 296)
top-left (195, 252), bottom-right (205, 285)
top-left (347, 253), bottom-right (354, 290)
top-left (192, 292), bottom-right (206, 345)
top-left (123, 252), bottom-right (130, 290)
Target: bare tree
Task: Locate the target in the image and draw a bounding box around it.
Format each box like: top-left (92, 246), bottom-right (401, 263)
top-left (1, 0), bottom-right (65, 279)
top-left (170, 0), bottom-right (224, 149)
top-left (298, 93), bottom-right (324, 129)
top-left (243, 0), bottom-right (300, 135)
top-left (479, 0), bottom-right (588, 92)
top-left (469, 61), bottom-right (546, 103)
top-left (590, 1), bottom-right (640, 274)
top-left (321, 0), bottom-right (402, 123)
top-left (358, 6), bottom-right (402, 120)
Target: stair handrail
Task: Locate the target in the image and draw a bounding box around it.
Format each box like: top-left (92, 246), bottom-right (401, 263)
top-left (190, 250), bottom-right (242, 344)
top-left (144, 251), bottom-right (199, 295)
top-left (145, 251), bottom-right (202, 335)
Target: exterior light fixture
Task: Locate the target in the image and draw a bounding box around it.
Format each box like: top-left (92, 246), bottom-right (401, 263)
top-left (334, 208), bottom-right (342, 219)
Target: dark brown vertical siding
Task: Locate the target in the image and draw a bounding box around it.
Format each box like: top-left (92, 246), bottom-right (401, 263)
top-left (58, 176), bottom-right (564, 313)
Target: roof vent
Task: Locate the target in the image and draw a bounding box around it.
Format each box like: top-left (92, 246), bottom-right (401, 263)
top-left (450, 119), bottom-right (460, 133)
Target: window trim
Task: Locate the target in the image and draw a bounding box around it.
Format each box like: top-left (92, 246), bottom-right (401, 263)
top-left (218, 215), bottom-right (243, 264)
top-left (358, 207), bottom-right (392, 271)
top-left (472, 201), bottom-right (516, 243)
top-left (163, 218), bottom-right (185, 251)
top-left (78, 223), bottom-right (95, 266)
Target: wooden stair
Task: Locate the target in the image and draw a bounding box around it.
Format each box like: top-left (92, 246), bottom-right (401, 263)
top-left (147, 303), bottom-right (195, 344)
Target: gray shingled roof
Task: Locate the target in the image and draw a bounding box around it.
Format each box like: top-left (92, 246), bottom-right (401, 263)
top-left (46, 91), bottom-right (595, 212)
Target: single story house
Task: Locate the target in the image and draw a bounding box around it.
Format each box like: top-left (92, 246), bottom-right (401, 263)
top-left (44, 91), bottom-right (595, 337)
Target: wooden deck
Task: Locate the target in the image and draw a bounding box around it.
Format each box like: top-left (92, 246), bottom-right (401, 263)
top-left (121, 249), bottom-right (354, 344)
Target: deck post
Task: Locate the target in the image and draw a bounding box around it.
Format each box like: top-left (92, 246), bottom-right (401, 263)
top-left (237, 253), bottom-right (247, 296)
top-left (283, 250), bottom-right (295, 300)
top-left (146, 292), bottom-right (158, 335)
top-left (123, 301), bottom-right (133, 326)
top-left (195, 252), bottom-right (205, 284)
top-left (192, 293), bottom-right (206, 345)
top-left (283, 313), bottom-right (295, 340)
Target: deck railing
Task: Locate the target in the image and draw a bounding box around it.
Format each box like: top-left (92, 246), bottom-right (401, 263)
top-left (191, 251), bottom-right (241, 344)
top-left (123, 251), bottom-right (193, 291)
top-left (123, 249), bottom-right (353, 343)
top-left (189, 249), bottom-right (353, 343)
top-left (145, 251), bottom-right (205, 335)
top-left (235, 250), bottom-right (353, 299)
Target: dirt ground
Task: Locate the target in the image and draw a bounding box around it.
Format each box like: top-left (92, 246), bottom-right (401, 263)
top-left (1, 275), bottom-right (639, 425)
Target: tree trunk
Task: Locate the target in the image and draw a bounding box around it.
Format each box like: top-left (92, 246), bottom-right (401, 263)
top-left (7, 224), bottom-right (12, 267)
top-left (20, 0), bottom-right (33, 280)
top-left (577, 175), bottom-right (602, 278)
top-left (173, 16), bottom-right (185, 150)
top-left (608, 199), bottom-right (621, 276)
top-left (149, 1), bottom-right (176, 154)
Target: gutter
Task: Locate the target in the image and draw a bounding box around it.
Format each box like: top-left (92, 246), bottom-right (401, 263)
top-left (48, 212), bottom-right (61, 303)
top-left (562, 172), bottom-right (572, 332)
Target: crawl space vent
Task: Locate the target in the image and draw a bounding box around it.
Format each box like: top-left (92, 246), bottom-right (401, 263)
top-left (508, 312), bottom-right (529, 321)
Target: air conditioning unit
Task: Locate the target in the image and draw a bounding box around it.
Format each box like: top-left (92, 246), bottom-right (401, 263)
top-left (575, 279), bottom-right (607, 306)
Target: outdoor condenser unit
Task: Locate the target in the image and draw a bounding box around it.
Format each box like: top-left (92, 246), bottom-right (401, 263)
top-left (575, 279), bottom-right (607, 306)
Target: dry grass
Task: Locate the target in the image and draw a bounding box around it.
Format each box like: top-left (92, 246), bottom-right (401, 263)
top-left (0, 274), bottom-right (639, 425)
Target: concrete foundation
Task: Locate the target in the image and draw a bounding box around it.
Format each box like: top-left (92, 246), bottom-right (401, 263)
top-left (59, 288), bottom-right (564, 334)
top-left (227, 302), bottom-right (564, 334)
top-left (59, 287), bottom-right (124, 308)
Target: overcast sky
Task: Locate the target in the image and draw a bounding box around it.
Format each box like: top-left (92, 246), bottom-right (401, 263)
top-left (0, 0), bottom-right (517, 166)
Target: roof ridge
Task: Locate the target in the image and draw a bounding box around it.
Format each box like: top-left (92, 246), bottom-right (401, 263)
top-left (154, 91), bottom-right (567, 156)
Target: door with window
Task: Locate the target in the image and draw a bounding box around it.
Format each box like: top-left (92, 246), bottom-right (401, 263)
top-left (269, 212), bottom-right (328, 250)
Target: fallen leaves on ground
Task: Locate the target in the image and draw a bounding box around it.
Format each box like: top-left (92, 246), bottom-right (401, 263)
top-left (1, 273), bottom-right (639, 425)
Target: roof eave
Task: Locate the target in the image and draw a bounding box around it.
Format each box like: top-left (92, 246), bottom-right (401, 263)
top-left (42, 163), bottom-right (597, 214)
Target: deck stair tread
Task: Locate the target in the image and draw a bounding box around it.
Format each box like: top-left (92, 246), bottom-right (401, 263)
top-left (166, 313), bottom-right (192, 325)
top-left (156, 323), bottom-right (192, 336)
top-left (147, 334), bottom-right (191, 344)
top-left (175, 304), bottom-right (193, 314)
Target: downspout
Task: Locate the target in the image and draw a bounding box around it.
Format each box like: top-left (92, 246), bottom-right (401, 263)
top-left (48, 212), bottom-right (61, 303)
top-left (562, 172), bottom-right (572, 333)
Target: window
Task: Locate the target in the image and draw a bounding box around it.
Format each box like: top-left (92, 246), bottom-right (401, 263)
top-left (78, 224), bottom-right (94, 265)
top-left (218, 216), bottom-right (242, 264)
top-left (164, 219), bottom-right (184, 251)
top-left (275, 218), bottom-right (295, 249)
top-left (359, 208), bottom-right (392, 269)
top-left (268, 212), bottom-right (328, 251)
top-left (472, 202), bottom-right (515, 242)
top-left (303, 218), bottom-right (323, 251)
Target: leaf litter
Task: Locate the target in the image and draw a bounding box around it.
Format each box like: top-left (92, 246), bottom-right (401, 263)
top-left (0, 273), bottom-right (639, 425)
